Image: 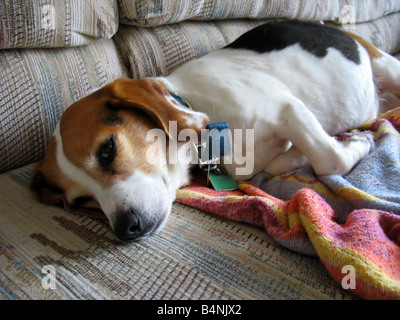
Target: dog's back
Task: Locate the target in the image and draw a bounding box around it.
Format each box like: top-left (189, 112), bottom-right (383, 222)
top-left (166, 21), bottom-right (378, 134)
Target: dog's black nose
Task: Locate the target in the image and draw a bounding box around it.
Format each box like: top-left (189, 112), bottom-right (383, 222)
top-left (113, 209), bottom-right (142, 241)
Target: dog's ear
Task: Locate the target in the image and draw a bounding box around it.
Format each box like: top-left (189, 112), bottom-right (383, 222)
top-left (30, 163), bottom-right (107, 220)
top-left (30, 163), bottom-right (65, 205)
top-left (29, 140), bottom-right (107, 220)
top-left (30, 138), bottom-right (65, 206)
top-left (106, 78), bottom-right (209, 138)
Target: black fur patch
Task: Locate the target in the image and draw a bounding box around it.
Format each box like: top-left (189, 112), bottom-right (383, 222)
top-left (225, 20), bottom-right (360, 64)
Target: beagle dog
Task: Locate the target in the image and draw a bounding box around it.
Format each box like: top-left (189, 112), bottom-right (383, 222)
top-left (30, 21), bottom-right (400, 241)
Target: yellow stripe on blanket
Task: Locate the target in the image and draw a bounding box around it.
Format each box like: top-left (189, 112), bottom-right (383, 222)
top-left (273, 172), bottom-right (343, 202)
top-left (336, 186), bottom-right (384, 202)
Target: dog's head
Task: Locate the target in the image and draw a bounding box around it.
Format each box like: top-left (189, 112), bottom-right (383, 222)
top-left (30, 78), bottom-right (209, 241)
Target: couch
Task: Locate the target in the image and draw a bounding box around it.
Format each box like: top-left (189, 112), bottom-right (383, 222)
top-left (1, 0), bottom-right (400, 300)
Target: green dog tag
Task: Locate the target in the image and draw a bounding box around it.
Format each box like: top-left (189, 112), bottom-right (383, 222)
top-left (209, 171), bottom-right (238, 191)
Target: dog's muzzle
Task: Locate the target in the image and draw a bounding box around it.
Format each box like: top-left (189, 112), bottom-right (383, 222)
top-left (112, 210), bottom-right (143, 241)
top-left (111, 207), bottom-right (168, 241)
top-left (113, 209), bottom-right (165, 241)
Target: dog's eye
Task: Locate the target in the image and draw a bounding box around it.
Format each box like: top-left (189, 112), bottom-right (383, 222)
top-left (98, 135), bottom-right (116, 168)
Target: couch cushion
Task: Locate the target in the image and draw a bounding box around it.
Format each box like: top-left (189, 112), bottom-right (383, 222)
top-left (337, 0), bottom-right (400, 23)
top-left (114, 19), bottom-right (268, 78)
top-left (0, 0), bottom-right (118, 49)
top-left (118, 0), bottom-right (340, 26)
top-left (0, 163), bottom-right (355, 299)
top-left (0, 39), bottom-right (128, 173)
top-left (337, 12), bottom-right (400, 54)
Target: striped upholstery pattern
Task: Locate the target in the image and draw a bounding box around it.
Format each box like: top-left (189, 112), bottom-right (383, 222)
top-left (337, 0), bottom-right (400, 23)
top-left (0, 0), bottom-right (118, 49)
top-left (118, 0), bottom-right (340, 26)
top-left (114, 19), bottom-right (267, 78)
top-left (337, 12), bottom-right (400, 54)
top-left (118, 0), bottom-right (400, 27)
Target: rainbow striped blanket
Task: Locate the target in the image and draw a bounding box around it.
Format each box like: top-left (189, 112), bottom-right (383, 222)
top-left (176, 107), bottom-right (400, 300)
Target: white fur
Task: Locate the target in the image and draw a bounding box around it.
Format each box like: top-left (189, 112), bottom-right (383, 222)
top-left (160, 42), bottom-right (379, 179)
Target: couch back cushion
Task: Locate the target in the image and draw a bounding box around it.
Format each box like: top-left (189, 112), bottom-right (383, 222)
top-left (114, 19), bottom-right (268, 78)
top-left (337, 0), bottom-right (400, 23)
top-left (0, 0), bottom-right (118, 49)
top-left (118, 0), bottom-right (340, 26)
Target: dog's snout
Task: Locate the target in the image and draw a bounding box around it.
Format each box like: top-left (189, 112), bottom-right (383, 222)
top-left (128, 209), bottom-right (140, 229)
top-left (113, 209), bottom-right (143, 241)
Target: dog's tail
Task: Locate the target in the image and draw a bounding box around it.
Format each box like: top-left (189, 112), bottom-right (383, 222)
top-left (347, 32), bottom-right (400, 113)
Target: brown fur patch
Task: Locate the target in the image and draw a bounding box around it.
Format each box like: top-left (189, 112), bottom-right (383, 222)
top-left (346, 32), bottom-right (383, 60)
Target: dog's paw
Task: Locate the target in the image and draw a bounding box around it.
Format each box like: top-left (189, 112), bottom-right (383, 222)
top-left (322, 130), bottom-right (375, 176)
top-left (340, 130), bottom-right (375, 153)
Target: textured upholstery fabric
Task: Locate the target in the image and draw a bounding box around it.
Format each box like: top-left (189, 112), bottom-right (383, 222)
top-left (0, 0), bottom-right (118, 49)
top-left (114, 19), bottom-right (267, 78)
top-left (337, 12), bottom-right (400, 54)
top-left (118, 0), bottom-right (340, 26)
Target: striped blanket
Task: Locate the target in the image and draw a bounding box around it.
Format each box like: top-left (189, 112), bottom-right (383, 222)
top-left (176, 107), bottom-right (400, 300)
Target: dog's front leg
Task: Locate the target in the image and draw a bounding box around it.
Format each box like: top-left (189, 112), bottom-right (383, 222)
top-left (265, 98), bottom-right (374, 177)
